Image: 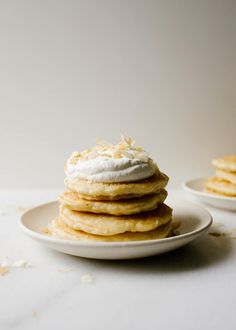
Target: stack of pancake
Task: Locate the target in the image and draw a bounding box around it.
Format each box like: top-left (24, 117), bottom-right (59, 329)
top-left (205, 155), bottom-right (236, 197)
top-left (50, 137), bottom-right (174, 242)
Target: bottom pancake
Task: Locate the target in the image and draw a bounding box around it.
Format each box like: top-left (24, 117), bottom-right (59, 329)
top-left (205, 177), bottom-right (236, 197)
top-left (50, 217), bottom-right (173, 242)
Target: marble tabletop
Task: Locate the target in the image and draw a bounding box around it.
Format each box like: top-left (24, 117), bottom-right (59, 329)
top-left (0, 189), bottom-right (236, 330)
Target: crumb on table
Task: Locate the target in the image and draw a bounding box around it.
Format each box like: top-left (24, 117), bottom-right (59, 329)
top-left (0, 266), bottom-right (8, 276)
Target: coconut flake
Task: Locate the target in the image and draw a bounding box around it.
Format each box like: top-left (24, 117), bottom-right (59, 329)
top-left (81, 273), bottom-right (94, 284)
top-left (69, 136), bottom-right (151, 163)
top-left (57, 267), bottom-right (73, 273)
top-left (0, 257), bottom-right (11, 268)
top-left (11, 259), bottom-right (31, 268)
top-left (0, 266), bottom-right (8, 276)
top-left (0, 258), bottom-right (31, 269)
top-left (0, 209), bottom-right (6, 216)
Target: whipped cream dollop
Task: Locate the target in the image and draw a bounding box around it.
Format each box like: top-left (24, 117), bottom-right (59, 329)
top-left (65, 137), bottom-right (157, 183)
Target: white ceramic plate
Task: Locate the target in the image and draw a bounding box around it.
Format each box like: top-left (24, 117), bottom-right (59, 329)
top-left (19, 199), bottom-right (212, 260)
top-left (183, 178), bottom-right (236, 211)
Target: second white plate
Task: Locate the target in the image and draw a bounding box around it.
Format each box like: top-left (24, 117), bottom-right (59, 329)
top-left (19, 198), bottom-right (212, 260)
top-left (183, 178), bottom-right (236, 211)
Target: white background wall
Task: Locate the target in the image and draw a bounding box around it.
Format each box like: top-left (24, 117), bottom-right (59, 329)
top-left (0, 0), bottom-right (235, 188)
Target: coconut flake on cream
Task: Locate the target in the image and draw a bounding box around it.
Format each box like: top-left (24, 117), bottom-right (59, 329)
top-left (65, 136), bottom-right (157, 183)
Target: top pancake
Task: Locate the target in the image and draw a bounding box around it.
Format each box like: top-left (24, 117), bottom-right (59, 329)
top-left (64, 171), bottom-right (168, 200)
top-left (212, 155), bottom-right (236, 172)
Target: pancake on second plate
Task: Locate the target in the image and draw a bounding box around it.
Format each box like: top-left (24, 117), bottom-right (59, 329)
top-left (59, 203), bottom-right (172, 236)
top-left (50, 217), bottom-right (173, 242)
top-left (212, 155), bottom-right (236, 172)
top-left (205, 177), bottom-right (236, 197)
top-left (59, 189), bottom-right (167, 215)
top-left (216, 169), bottom-right (236, 185)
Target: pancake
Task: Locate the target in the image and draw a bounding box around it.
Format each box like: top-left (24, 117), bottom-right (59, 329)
top-left (64, 171), bottom-right (168, 200)
top-left (205, 177), bottom-right (236, 197)
top-left (59, 203), bottom-right (172, 236)
top-left (50, 217), bottom-right (173, 242)
top-left (216, 169), bottom-right (236, 185)
top-left (59, 189), bottom-right (167, 215)
top-left (212, 155), bottom-right (236, 172)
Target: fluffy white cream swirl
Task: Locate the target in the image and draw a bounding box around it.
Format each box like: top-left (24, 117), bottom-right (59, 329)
top-left (66, 156), bottom-right (156, 183)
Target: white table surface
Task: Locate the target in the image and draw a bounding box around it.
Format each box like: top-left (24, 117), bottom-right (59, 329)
top-left (1, 189), bottom-right (236, 330)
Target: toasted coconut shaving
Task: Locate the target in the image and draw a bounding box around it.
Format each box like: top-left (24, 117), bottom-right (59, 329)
top-left (120, 135), bottom-right (136, 148)
top-left (69, 136), bottom-right (151, 164)
top-left (0, 266), bottom-right (8, 276)
top-left (95, 138), bottom-right (112, 147)
top-left (41, 227), bottom-right (52, 235)
top-left (0, 258), bottom-right (31, 273)
top-left (57, 267), bottom-right (73, 272)
top-left (0, 209), bottom-right (6, 216)
top-left (208, 232), bottom-right (222, 238)
top-left (208, 228), bottom-right (236, 239)
top-left (32, 310), bottom-right (38, 318)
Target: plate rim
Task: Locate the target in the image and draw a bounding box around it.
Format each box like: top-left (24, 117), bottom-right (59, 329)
top-left (19, 199), bottom-right (213, 248)
top-left (183, 177), bottom-right (236, 201)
